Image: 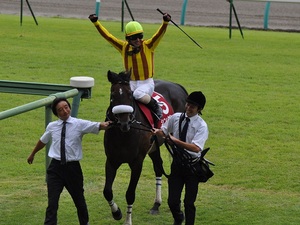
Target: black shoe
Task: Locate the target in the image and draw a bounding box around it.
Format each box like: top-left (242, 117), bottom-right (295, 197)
top-left (172, 211), bottom-right (184, 225)
top-left (173, 220), bottom-right (183, 225)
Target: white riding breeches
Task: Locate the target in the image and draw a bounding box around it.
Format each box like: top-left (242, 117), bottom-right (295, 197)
top-left (130, 78), bottom-right (154, 100)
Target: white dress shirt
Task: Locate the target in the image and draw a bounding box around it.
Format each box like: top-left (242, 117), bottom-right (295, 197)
top-left (40, 116), bottom-right (100, 162)
top-left (161, 112), bottom-right (208, 158)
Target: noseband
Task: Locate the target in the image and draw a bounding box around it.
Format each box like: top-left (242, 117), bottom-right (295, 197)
top-left (106, 81), bottom-right (136, 129)
top-left (112, 104), bottom-right (135, 125)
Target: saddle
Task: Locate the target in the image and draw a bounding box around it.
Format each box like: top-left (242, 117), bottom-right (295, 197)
top-left (137, 92), bottom-right (174, 128)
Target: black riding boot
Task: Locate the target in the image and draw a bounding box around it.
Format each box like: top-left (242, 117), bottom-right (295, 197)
top-left (147, 98), bottom-right (162, 120)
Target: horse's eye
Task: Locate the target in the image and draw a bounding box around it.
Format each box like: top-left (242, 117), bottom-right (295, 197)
top-left (110, 93), bottom-right (115, 101)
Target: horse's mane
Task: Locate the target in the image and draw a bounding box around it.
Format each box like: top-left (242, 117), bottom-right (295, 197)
top-left (107, 70), bottom-right (131, 85)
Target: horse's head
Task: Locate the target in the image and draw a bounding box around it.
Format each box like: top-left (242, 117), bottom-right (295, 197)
top-left (107, 70), bottom-right (134, 132)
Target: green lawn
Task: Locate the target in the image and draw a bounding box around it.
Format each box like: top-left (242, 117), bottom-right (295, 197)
top-left (0, 14), bottom-right (299, 225)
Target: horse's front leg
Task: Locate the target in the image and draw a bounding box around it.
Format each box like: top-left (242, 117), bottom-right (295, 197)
top-left (123, 159), bottom-right (144, 225)
top-left (103, 159), bottom-right (122, 220)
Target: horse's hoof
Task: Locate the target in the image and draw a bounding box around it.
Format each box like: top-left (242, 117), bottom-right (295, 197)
top-left (112, 207), bottom-right (122, 220)
top-left (149, 202), bottom-right (161, 215)
top-left (150, 208), bottom-right (159, 215)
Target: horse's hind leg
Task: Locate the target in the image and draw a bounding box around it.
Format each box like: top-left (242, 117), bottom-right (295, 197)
top-left (103, 160), bottom-right (122, 220)
top-left (148, 150), bottom-right (164, 214)
top-left (149, 177), bottom-right (162, 215)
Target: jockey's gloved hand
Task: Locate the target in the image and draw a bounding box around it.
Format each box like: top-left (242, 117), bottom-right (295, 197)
top-left (163, 13), bottom-right (171, 22)
top-left (89, 14), bottom-right (98, 22)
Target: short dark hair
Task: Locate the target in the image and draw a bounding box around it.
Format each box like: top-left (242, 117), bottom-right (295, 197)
top-left (51, 98), bottom-right (71, 116)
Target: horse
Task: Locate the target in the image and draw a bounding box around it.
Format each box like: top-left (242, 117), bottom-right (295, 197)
top-left (103, 70), bottom-right (188, 225)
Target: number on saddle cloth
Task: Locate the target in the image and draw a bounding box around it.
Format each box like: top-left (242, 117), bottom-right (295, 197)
top-left (138, 92), bottom-right (174, 128)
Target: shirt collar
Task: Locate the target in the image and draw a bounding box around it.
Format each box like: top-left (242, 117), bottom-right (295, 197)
top-left (59, 116), bottom-right (72, 124)
top-left (185, 113), bottom-right (198, 123)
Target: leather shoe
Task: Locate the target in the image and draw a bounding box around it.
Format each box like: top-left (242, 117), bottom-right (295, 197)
top-left (172, 212), bottom-right (184, 225)
top-left (173, 220), bottom-right (183, 225)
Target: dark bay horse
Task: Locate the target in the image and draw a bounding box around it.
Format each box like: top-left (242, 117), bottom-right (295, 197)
top-left (103, 70), bottom-right (188, 225)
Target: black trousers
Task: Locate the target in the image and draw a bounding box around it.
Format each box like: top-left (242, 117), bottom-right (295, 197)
top-left (44, 159), bottom-right (89, 225)
top-left (168, 161), bottom-right (199, 225)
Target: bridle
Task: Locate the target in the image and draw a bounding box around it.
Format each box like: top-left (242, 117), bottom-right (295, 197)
top-left (106, 81), bottom-right (153, 132)
top-left (106, 107), bottom-right (153, 132)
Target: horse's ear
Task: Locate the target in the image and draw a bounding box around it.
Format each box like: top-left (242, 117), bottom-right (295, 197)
top-left (127, 68), bottom-right (132, 74)
top-left (107, 70), bottom-right (112, 82)
top-left (107, 70), bottom-right (117, 84)
top-left (118, 70), bottom-right (131, 83)
top-left (124, 69), bottom-right (131, 81)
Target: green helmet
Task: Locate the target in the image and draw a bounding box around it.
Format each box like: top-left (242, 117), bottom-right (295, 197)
top-left (125, 21), bottom-right (143, 37)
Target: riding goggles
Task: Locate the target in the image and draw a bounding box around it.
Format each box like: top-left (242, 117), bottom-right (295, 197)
top-left (127, 33), bottom-right (143, 41)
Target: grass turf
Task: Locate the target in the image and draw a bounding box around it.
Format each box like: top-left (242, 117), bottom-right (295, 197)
top-left (0, 14), bottom-right (299, 225)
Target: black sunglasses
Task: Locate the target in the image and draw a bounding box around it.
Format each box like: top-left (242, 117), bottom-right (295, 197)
top-left (127, 33), bottom-right (143, 41)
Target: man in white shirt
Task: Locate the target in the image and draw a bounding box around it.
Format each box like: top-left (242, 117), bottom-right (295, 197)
top-left (27, 97), bottom-right (111, 225)
top-left (152, 91), bottom-right (208, 225)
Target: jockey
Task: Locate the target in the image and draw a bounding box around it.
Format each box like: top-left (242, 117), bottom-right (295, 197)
top-left (89, 13), bottom-right (172, 121)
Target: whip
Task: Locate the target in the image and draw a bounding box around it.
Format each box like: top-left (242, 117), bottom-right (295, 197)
top-left (157, 8), bottom-right (203, 49)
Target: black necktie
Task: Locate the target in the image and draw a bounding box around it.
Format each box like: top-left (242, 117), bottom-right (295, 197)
top-left (180, 117), bottom-right (190, 142)
top-left (60, 121), bottom-right (67, 165)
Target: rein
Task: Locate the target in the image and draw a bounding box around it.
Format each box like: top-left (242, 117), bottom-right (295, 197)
top-left (107, 113), bottom-right (153, 132)
top-left (130, 120), bottom-right (153, 132)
